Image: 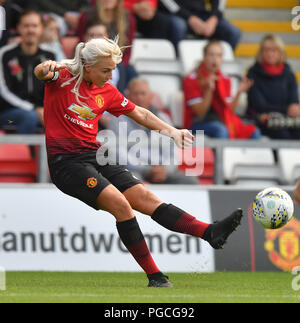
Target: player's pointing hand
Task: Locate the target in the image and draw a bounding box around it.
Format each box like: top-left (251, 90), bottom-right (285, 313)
top-left (34, 60), bottom-right (67, 81)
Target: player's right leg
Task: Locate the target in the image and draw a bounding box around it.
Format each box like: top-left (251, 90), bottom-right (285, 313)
top-left (95, 185), bottom-right (172, 287)
top-left (123, 184), bottom-right (243, 250)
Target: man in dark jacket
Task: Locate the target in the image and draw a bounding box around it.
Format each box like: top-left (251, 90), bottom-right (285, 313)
top-left (0, 9), bottom-right (55, 133)
top-left (158, 0), bottom-right (241, 50)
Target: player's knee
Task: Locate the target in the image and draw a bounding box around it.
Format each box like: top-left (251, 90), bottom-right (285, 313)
top-left (135, 187), bottom-right (162, 214)
top-left (111, 196), bottom-right (134, 220)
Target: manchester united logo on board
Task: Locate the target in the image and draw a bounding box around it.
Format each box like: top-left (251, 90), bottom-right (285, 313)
top-left (264, 217), bottom-right (300, 271)
top-left (87, 177), bottom-right (98, 188)
top-left (95, 94), bottom-right (105, 109)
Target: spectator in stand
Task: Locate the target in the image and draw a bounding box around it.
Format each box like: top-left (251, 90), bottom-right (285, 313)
top-left (247, 34), bottom-right (300, 140)
top-left (40, 16), bottom-right (66, 61)
top-left (183, 40), bottom-right (261, 139)
top-left (0, 10), bottom-right (55, 133)
top-left (26, 0), bottom-right (89, 36)
top-left (78, 0), bottom-right (136, 66)
top-left (158, 0), bottom-right (242, 50)
top-left (124, 0), bottom-right (174, 44)
top-left (108, 78), bottom-right (199, 184)
top-left (83, 19), bottom-right (108, 42)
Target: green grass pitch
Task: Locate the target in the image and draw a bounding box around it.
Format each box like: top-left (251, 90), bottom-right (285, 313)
top-left (0, 272), bottom-right (299, 303)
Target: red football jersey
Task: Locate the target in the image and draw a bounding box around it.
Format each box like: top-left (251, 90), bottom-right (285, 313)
top-left (44, 69), bottom-right (136, 162)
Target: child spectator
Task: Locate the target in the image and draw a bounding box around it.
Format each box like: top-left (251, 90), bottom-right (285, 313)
top-left (158, 0), bottom-right (242, 50)
top-left (183, 40), bottom-right (260, 139)
top-left (247, 34), bottom-right (300, 140)
top-left (41, 16), bottom-right (66, 61)
top-left (83, 19), bottom-right (109, 42)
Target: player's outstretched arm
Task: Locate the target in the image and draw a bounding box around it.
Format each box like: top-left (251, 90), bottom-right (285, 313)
top-left (126, 105), bottom-right (194, 149)
top-left (34, 60), bottom-right (66, 82)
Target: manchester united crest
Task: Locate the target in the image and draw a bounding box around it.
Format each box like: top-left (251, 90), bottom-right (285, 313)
top-left (95, 94), bottom-right (105, 109)
top-left (264, 217), bottom-right (300, 271)
top-left (87, 177), bottom-right (98, 188)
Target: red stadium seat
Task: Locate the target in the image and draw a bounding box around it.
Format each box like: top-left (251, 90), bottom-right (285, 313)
top-left (61, 36), bottom-right (80, 59)
top-left (0, 176), bottom-right (35, 183)
top-left (0, 144), bottom-right (32, 161)
top-left (178, 147), bottom-right (215, 185)
top-left (0, 144), bottom-right (37, 183)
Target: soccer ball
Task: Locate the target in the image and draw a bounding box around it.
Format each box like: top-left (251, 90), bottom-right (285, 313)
top-left (252, 187), bottom-right (294, 229)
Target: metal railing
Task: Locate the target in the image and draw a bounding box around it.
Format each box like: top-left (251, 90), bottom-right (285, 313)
top-left (205, 138), bottom-right (300, 184)
top-left (0, 134), bottom-right (48, 183)
top-left (0, 134), bottom-right (300, 185)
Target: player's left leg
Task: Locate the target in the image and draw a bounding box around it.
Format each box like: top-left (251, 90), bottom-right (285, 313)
top-left (123, 184), bottom-right (243, 249)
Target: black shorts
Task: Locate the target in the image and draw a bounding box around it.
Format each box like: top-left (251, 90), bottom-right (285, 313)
top-left (49, 152), bottom-right (142, 210)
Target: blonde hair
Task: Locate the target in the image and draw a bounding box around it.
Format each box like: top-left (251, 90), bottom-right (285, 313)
top-left (96, 0), bottom-right (128, 48)
top-left (60, 37), bottom-right (123, 104)
top-left (256, 34), bottom-right (287, 64)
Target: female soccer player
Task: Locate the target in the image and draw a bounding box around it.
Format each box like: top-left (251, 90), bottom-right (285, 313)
top-left (34, 37), bottom-right (243, 287)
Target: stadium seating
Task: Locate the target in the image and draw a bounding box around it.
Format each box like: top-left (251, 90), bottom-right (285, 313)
top-left (223, 147), bottom-right (281, 185)
top-left (131, 39), bottom-right (182, 110)
top-left (130, 39), bottom-right (176, 65)
top-left (278, 149), bottom-right (300, 184)
top-left (61, 36), bottom-right (80, 59)
top-left (178, 147), bottom-right (215, 185)
top-left (226, 0), bottom-right (300, 98)
top-left (139, 74), bottom-right (181, 109)
top-left (0, 144), bottom-right (37, 183)
top-left (168, 90), bottom-right (184, 128)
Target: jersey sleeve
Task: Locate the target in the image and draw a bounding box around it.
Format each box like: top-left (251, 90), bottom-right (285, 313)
top-left (106, 85), bottom-right (136, 117)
